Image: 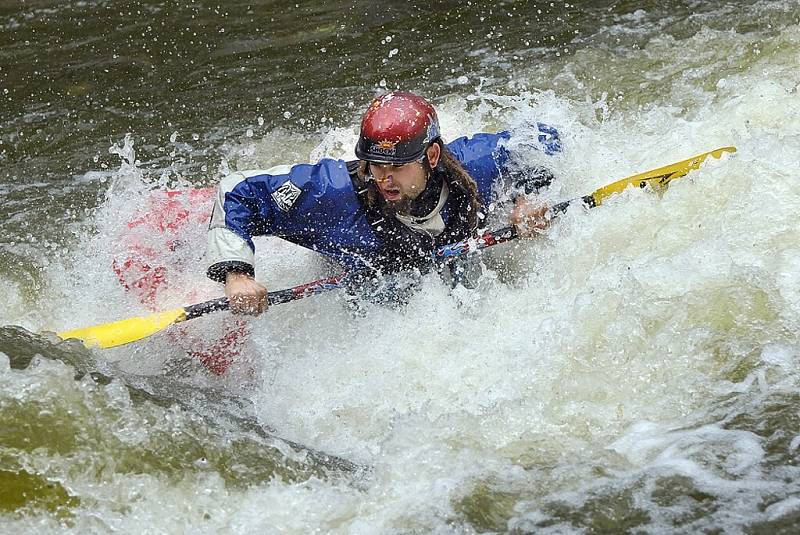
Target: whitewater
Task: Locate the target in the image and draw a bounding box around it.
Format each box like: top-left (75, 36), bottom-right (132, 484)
top-left (2, 1), bottom-right (800, 533)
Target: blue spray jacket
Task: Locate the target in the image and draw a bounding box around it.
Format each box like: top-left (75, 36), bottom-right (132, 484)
top-left (206, 126), bottom-right (560, 281)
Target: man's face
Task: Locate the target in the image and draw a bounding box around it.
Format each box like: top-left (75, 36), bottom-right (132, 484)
top-left (369, 161), bottom-right (429, 208)
top-left (366, 143), bottom-right (441, 213)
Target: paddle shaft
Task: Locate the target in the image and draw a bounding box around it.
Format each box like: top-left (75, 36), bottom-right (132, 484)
top-left (436, 145), bottom-right (737, 258)
top-left (180, 227), bottom-right (514, 320)
top-left (57, 146), bottom-right (735, 348)
top-left (182, 273), bottom-right (348, 321)
top-left (189, 145), bottom-right (738, 313)
top-left (437, 196), bottom-right (588, 259)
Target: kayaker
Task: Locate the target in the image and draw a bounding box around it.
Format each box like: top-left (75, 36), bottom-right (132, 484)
top-left (206, 91), bottom-right (561, 314)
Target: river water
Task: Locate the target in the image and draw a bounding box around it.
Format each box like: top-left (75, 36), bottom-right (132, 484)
top-left (2, 0), bottom-right (800, 532)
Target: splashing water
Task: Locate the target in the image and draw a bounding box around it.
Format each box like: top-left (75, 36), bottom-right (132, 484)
top-left (3, 2), bottom-right (800, 533)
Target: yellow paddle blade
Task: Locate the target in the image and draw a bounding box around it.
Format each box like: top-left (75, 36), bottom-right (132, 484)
top-left (57, 307), bottom-right (187, 349)
top-left (591, 146), bottom-right (736, 206)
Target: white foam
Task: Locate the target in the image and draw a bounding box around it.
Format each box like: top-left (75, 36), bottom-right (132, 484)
top-left (20, 15), bottom-right (800, 535)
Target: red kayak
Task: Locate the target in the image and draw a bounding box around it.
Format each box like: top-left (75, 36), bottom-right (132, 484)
top-left (112, 187), bottom-right (249, 375)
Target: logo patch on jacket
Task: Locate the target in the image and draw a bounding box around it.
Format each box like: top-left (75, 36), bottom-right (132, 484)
top-left (271, 180), bottom-right (302, 212)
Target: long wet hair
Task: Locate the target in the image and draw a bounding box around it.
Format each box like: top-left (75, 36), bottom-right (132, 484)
top-left (358, 139), bottom-right (482, 234)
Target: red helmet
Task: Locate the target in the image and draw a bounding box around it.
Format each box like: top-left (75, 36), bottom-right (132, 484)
top-left (355, 91), bottom-right (441, 164)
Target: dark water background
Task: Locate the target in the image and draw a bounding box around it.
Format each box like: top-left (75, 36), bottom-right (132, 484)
top-left (1, 0), bottom-right (781, 229)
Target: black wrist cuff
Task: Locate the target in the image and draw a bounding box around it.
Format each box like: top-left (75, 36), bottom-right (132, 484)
top-left (207, 261), bottom-right (255, 283)
top-left (512, 166), bottom-right (555, 195)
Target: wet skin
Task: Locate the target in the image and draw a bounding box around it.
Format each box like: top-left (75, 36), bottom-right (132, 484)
top-left (369, 143), bottom-right (441, 207)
